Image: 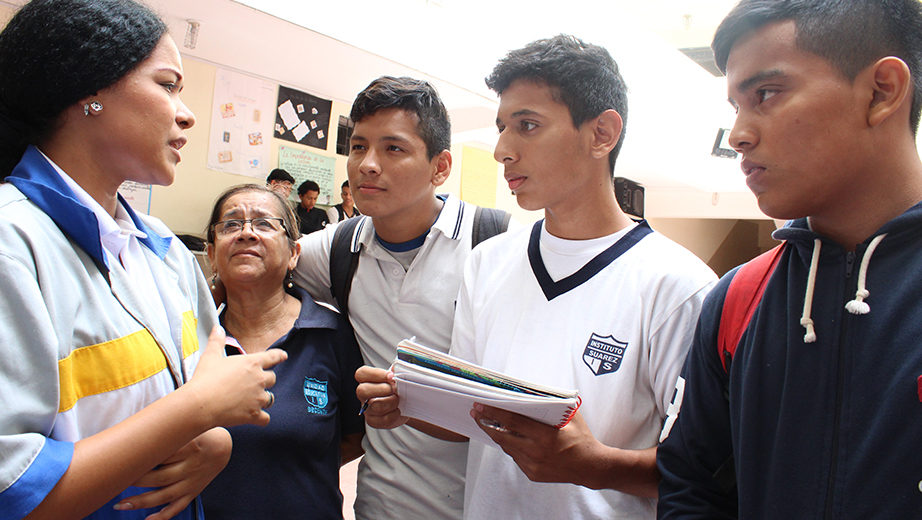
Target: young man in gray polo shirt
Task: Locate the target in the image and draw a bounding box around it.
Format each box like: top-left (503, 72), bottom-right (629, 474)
top-left (293, 76), bottom-right (492, 520)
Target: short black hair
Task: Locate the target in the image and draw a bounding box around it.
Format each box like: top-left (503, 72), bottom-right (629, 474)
top-left (298, 179), bottom-right (320, 196)
top-left (341, 180), bottom-right (350, 189)
top-left (713, 0), bottom-right (922, 134)
top-left (266, 168), bottom-right (295, 184)
top-left (350, 76), bottom-right (451, 161)
top-left (0, 0), bottom-right (167, 177)
top-left (486, 34), bottom-right (629, 175)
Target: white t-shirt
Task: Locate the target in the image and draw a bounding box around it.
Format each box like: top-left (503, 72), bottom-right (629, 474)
top-left (451, 220), bottom-right (716, 520)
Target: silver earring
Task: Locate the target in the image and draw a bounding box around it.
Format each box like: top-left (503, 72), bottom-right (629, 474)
top-left (211, 273), bottom-right (217, 290)
top-left (84, 101), bottom-right (103, 116)
top-left (287, 271), bottom-right (293, 289)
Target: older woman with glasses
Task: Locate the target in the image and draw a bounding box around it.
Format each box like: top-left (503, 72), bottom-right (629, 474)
top-left (202, 184), bottom-right (365, 519)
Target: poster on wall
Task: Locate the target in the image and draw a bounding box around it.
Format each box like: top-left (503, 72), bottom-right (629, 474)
top-left (278, 146), bottom-right (336, 205)
top-left (118, 181), bottom-right (152, 214)
top-left (206, 68), bottom-right (277, 178)
top-left (274, 85), bottom-right (332, 151)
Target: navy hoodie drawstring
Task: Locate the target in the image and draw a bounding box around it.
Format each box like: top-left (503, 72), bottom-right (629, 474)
top-left (800, 234), bottom-right (887, 343)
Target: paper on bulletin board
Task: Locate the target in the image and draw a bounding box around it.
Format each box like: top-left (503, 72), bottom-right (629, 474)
top-left (206, 68), bottom-right (276, 178)
top-left (118, 181), bottom-right (152, 214)
top-left (460, 146), bottom-right (498, 208)
top-left (273, 85), bottom-right (332, 151)
top-left (278, 146), bottom-right (336, 206)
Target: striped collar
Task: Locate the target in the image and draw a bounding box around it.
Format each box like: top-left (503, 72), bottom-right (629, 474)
top-left (6, 146), bottom-right (172, 269)
top-left (346, 193), bottom-right (466, 253)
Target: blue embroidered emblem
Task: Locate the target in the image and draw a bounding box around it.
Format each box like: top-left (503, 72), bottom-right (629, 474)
top-left (582, 333), bottom-right (626, 376)
top-left (303, 377), bottom-right (329, 413)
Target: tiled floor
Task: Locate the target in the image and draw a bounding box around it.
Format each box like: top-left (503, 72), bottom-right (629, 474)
top-left (341, 457), bottom-right (360, 520)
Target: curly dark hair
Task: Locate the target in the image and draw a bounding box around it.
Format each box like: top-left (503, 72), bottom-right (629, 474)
top-left (349, 76), bottom-right (451, 161)
top-left (486, 34), bottom-right (629, 175)
top-left (0, 0), bottom-right (167, 177)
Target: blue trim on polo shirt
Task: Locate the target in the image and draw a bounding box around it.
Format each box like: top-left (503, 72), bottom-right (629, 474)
top-left (376, 229), bottom-right (429, 252)
top-left (0, 438), bottom-right (72, 520)
top-left (6, 146), bottom-right (172, 268)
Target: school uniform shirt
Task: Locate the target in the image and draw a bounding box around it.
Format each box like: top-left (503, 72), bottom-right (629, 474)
top-left (201, 286), bottom-right (364, 519)
top-left (293, 194), bottom-right (491, 520)
top-left (0, 146), bottom-right (215, 520)
top-left (298, 205), bottom-right (329, 235)
top-left (326, 203), bottom-right (361, 225)
top-left (451, 220), bottom-right (716, 520)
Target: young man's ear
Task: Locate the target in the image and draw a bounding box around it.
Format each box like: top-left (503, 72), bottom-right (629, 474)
top-left (866, 56), bottom-right (912, 128)
top-left (430, 149), bottom-right (452, 187)
top-left (589, 109), bottom-right (624, 160)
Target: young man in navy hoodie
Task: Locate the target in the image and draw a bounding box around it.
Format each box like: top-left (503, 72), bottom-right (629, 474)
top-left (657, 1), bottom-right (922, 518)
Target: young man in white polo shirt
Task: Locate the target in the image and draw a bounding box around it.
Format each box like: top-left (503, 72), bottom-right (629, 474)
top-left (293, 76), bottom-right (498, 520)
top-left (357, 36), bottom-right (716, 519)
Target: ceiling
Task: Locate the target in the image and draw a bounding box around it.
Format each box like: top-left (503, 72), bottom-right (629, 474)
top-left (2, 0), bottom-right (746, 193)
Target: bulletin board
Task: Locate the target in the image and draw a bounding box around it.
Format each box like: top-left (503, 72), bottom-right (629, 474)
top-left (274, 85), bottom-right (332, 151)
top-left (206, 68), bottom-right (277, 178)
top-left (278, 146), bottom-right (336, 206)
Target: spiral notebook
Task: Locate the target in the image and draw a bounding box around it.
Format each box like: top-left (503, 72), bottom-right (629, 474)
top-left (392, 338), bottom-right (581, 446)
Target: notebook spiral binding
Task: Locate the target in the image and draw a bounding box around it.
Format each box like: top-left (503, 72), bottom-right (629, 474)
top-left (555, 396), bottom-right (583, 428)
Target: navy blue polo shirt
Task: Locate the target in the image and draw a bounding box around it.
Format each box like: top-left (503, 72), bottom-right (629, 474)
top-left (201, 286), bottom-right (364, 519)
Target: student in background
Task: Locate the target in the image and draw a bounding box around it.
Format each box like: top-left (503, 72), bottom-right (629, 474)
top-left (0, 1), bottom-right (286, 519)
top-left (292, 76), bottom-right (494, 520)
top-left (357, 35), bottom-right (715, 520)
top-left (296, 179), bottom-right (329, 235)
top-left (657, 1), bottom-right (922, 518)
top-left (327, 180), bottom-right (361, 224)
top-left (266, 167), bottom-right (295, 199)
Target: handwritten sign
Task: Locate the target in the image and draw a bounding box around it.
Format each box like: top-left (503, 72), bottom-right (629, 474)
top-left (278, 146), bottom-right (336, 205)
top-left (118, 181), bottom-right (152, 214)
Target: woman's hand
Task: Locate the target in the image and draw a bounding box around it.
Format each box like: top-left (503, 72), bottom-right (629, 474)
top-left (186, 326), bottom-right (287, 429)
top-left (113, 427), bottom-right (232, 519)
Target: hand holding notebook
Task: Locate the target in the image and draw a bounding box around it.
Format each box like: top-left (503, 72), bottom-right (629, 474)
top-left (392, 338), bottom-right (581, 446)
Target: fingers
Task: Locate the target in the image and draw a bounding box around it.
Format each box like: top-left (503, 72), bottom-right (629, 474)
top-left (254, 347), bottom-right (288, 371)
top-left (355, 366), bottom-right (394, 386)
top-left (114, 486), bottom-right (192, 518)
top-left (362, 398), bottom-right (408, 430)
top-left (471, 404), bottom-right (536, 434)
top-left (355, 381), bottom-right (396, 403)
top-left (200, 326), bottom-right (227, 358)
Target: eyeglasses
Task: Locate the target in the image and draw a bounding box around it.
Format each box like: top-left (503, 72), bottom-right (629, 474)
top-left (213, 217), bottom-right (286, 237)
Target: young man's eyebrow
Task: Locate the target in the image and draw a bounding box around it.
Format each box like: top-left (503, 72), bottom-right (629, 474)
top-left (734, 69), bottom-right (786, 95)
top-left (379, 135), bottom-right (412, 143)
top-left (496, 109), bottom-right (541, 126)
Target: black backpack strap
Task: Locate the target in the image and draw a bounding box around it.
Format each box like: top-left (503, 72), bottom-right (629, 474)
top-left (329, 217), bottom-right (363, 317)
top-left (472, 206), bottom-right (512, 247)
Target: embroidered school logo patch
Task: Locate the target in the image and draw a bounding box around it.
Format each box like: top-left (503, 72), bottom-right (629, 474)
top-left (303, 377), bottom-right (329, 414)
top-left (583, 333), bottom-right (626, 376)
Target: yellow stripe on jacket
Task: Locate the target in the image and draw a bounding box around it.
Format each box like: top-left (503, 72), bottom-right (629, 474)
top-left (180, 310), bottom-right (199, 359)
top-left (58, 329), bottom-right (166, 413)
